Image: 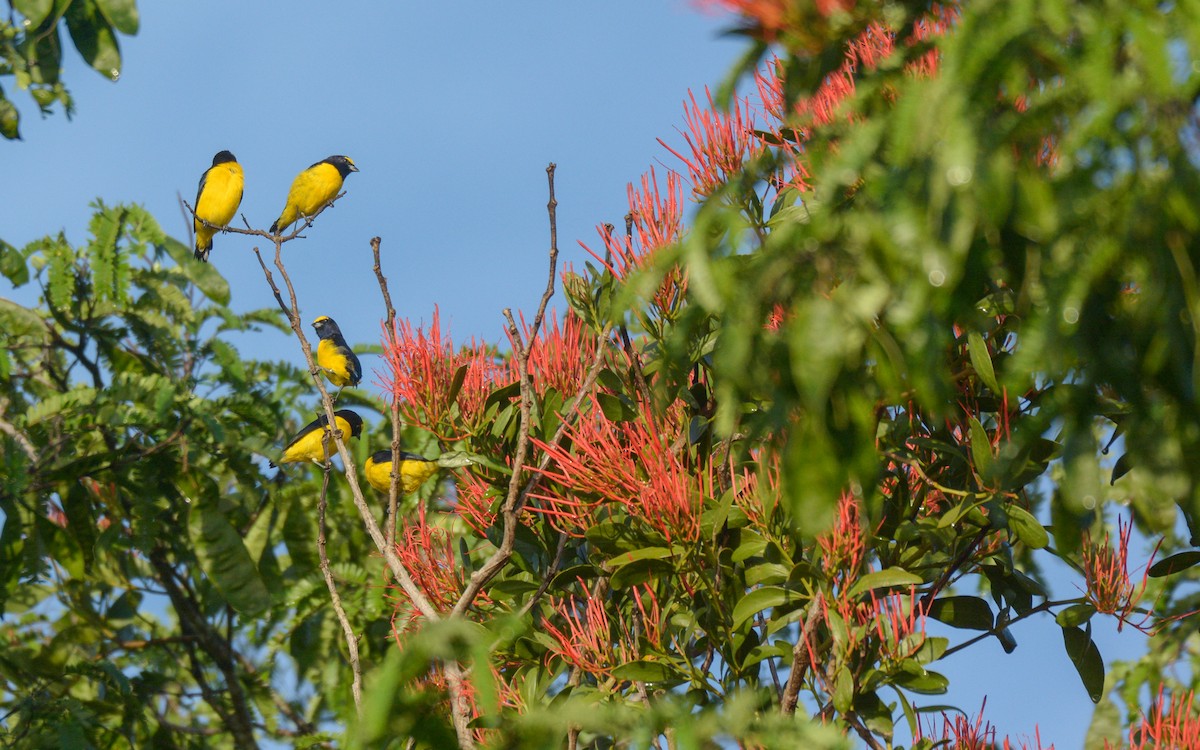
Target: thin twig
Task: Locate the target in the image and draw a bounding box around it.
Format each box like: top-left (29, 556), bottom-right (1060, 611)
top-left (371, 236), bottom-right (403, 551)
top-left (317, 455), bottom-right (363, 716)
top-left (451, 164), bottom-right (561, 616)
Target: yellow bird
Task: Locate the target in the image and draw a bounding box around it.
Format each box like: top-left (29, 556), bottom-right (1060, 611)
top-left (270, 409), bottom-right (363, 467)
top-left (313, 316), bottom-right (362, 389)
top-left (193, 150), bottom-right (244, 262)
top-left (269, 155), bottom-right (358, 234)
top-left (364, 449), bottom-right (439, 494)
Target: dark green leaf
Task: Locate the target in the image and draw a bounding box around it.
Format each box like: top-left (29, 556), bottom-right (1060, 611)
top-left (0, 96), bottom-right (20, 140)
top-left (731, 586), bottom-right (801, 630)
top-left (1006, 504), bottom-right (1048, 549)
top-left (65, 0), bottom-right (122, 80)
top-left (1147, 550), bottom-right (1200, 578)
top-left (611, 659), bottom-right (677, 683)
top-left (967, 332), bottom-right (999, 393)
top-left (1061, 625), bottom-right (1104, 703)
top-left (188, 498), bottom-right (270, 615)
top-left (14, 0), bottom-right (54, 27)
top-left (846, 567), bottom-right (923, 599)
top-left (95, 0), bottom-right (139, 34)
top-left (927, 596), bottom-right (993, 631)
top-left (1055, 603), bottom-right (1096, 628)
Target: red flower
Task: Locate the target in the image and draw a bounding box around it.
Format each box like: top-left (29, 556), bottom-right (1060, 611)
top-left (543, 588), bottom-right (617, 677)
top-left (921, 700), bottom-right (1055, 749)
top-left (1108, 686), bottom-right (1200, 750)
top-left (1080, 515), bottom-right (1155, 631)
top-left (659, 88), bottom-right (762, 198)
top-left (818, 491), bottom-right (866, 590)
top-left (379, 307), bottom-right (506, 437)
top-left (515, 308), bottom-right (600, 400)
top-left (534, 400), bottom-right (703, 544)
top-left (388, 507), bottom-right (488, 631)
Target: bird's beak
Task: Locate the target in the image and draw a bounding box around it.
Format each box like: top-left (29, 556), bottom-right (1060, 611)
top-left (350, 164), bottom-right (360, 172)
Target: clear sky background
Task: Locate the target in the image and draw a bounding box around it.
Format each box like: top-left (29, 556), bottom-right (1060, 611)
top-left (0, 2), bottom-right (1155, 745)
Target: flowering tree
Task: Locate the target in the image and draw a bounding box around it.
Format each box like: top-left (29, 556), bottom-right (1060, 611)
top-left (362, 0), bottom-right (1200, 747)
top-left (4, 1), bottom-right (1200, 748)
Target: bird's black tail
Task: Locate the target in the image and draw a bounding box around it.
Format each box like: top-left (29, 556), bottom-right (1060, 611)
top-left (194, 242), bottom-right (212, 262)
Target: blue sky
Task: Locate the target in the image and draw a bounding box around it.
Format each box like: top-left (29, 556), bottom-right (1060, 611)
top-left (0, 1), bottom-right (1154, 745)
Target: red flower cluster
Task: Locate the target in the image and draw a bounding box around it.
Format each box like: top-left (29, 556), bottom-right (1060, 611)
top-left (1081, 516), bottom-right (1155, 631)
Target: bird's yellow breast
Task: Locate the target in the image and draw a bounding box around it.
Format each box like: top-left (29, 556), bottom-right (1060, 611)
top-left (278, 414), bottom-right (354, 464)
top-left (196, 163), bottom-right (245, 228)
top-left (288, 163), bottom-right (346, 218)
top-left (365, 455), bottom-right (438, 494)
top-left (317, 339), bottom-right (356, 386)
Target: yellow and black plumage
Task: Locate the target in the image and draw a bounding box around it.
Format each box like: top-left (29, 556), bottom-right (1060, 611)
top-left (269, 155), bottom-right (358, 234)
top-left (270, 409), bottom-right (364, 467)
top-left (364, 449), bottom-right (439, 495)
top-left (193, 150), bottom-right (244, 262)
top-left (313, 316), bottom-right (361, 388)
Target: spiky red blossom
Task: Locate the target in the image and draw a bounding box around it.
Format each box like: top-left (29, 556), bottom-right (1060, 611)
top-left (543, 589), bottom-right (617, 677)
top-left (379, 307), bottom-right (506, 436)
top-left (455, 469), bottom-right (501, 536)
top-left (533, 399), bottom-right (703, 544)
top-left (920, 700), bottom-right (1055, 749)
top-left (515, 309), bottom-right (599, 400)
top-left (1107, 686), bottom-right (1200, 750)
top-left (660, 88), bottom-right (762, 198)
top-left (818, 491), bottom-right (867, 589)
top-left (1080, 516), bottom-right (1155, 631)
top-left (580, 169), bottom-right (689, 316)
top-left (388, 506), bottom-right (486, 631)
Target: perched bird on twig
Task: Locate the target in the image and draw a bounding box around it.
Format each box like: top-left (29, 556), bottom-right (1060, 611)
top-left (312, 316), bottom-right (362, 394)
top-left (364, 450), bottom-right (439, 495)
top-left (192, 150), bottom-right (244, 262)
top-left (269, 155), bottom-right (358, 234)
top-left (270, 409), bottom-right (363, 467)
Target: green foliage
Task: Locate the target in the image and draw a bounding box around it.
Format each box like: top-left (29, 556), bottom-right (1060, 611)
top-left (0, 203), bottom-right (404, 745)
top-left (0, 0), bottom-right (139, 139)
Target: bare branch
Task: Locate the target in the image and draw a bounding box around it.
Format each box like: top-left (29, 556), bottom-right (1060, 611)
top-left (317, 457), bottom-right (363, 716)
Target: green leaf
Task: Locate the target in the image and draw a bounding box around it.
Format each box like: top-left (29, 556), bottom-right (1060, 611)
top-left (832, 666), bottom-right (854, 713)
top-left (0, 95), bottom-right (20, 140)
top-left (927, 596), bottom-right (993, 631)
top-left (611, 659), bottom-right (676, 683)
top-left (846, 567), bottom-right (923, 599)
top-left (731, 586), bottom-right (801, 630)
top-left (188, 498), bottom-right (270, 615)
top-left (65, 0), bottom-right (122, 80)
top-left (1006, 504), bottom-right (1048, 549)
top-left (1061, 625), bottom-right (1104, 703)
top-left (967, 332), bottom-right (999, 392)
top-left (446, 364), bottom-right (468, 408)
top-left (597, 392), bottom-right (637, 422)
top-left (161, 237), bottom-right (230, 305)
top-left (893, 668), bottom-right (950, 695)
top-left (14, 0), bottom-right (54, 27)
top-left (968, 417), bottom-right (993, 475)
top-left (1147, 550), bottom-right (1200, 578)
top-left (1055, 603), bottom-right (1096, 628)
top-left (95, 0), bottom-right (138, 34)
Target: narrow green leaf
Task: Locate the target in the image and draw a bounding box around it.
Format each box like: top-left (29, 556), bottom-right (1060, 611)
top-left (967, 332), bottom-right (999, 392)
top-left (188, 498), bottom-right (270, 615)
top-left (927, 596), bottom-right (994, 631)
top-left (161, 237), bottom-right (230, 305)
top-left (832, 666), bottom-right (854, 713)
top-left (846, 567), bottom-right (923, 599)
top-left (446, 363), bottom-right (469, 407)
top-left (95, 0), bottom-right (138, 34)
top-left (14, 0), bottom-right (54, 27)
top-left (1147, 550), bottom-right (1200, 578)
top-left (1055, 603), bottom-right (1096, 628)
top-left (1006, 504), bottom-right (1049, 549)
top-left (1061, 625), bottom-right (1104, 703)
top-left (611, 659), bottom-right (676, 683)
top-left (0, 96), bottom-right (20, 140)
top-left (65, 0), bottom-right (122, 80)
top-left (968, 417), bottom-right (993, 475)
top-left (894, 668), bottom-right (950, 695)
top-left (731, 586), bottom-right (800, 629)
top-left (597, 392), bottom-right (637, 422)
